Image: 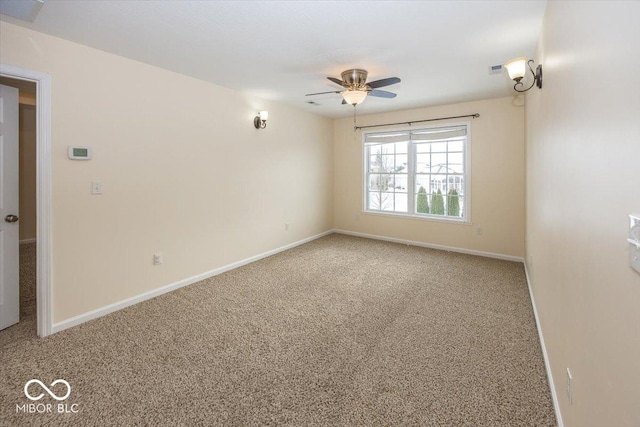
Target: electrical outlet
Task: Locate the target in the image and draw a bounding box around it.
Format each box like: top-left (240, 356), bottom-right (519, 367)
top-left (153, 253), bottom-right (163, 266)
top-left (476, 227), bottom-right (483, 236)
top-left (285, 222), bottom-right (289, 231)
top-left (566, 368), bottom-right (573, 404)
top-left (355, 214), bottom-right (360, 221)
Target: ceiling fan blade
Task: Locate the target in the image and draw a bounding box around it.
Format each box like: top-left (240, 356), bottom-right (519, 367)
top-left (341, 99), bottom-right (347, 105)
top-left (305, 90), bottom-right (341, 96)
top-left (367, 77), bottom-right (401, 89)
top-left (327, 77), bottom-right (345, 86)
top-left (369, 90), bottom-right (397, 98)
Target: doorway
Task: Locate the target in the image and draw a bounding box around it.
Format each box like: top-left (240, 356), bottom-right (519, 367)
top-left (0, 64), bottom-right (52, 337)
top-left (0, 77), bottom-right (37, 337)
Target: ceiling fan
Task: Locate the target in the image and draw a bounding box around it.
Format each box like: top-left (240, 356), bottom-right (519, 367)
top-left (306, 69), bottom-right (401, 106)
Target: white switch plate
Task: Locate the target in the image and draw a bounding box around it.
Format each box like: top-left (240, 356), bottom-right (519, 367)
top-left (91, 181), bottom-right (102, 195)
top-left (153, 253), bottom-right (163, 266)
top-left (629, 214), bottom-right (640, 274)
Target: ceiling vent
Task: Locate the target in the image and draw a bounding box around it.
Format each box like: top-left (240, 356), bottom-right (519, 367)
top-left (0, 0), bottom-right (44, 23)
top-left (488, 64), bottom-right (504, 75)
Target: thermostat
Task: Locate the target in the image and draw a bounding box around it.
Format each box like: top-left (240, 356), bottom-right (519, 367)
top-left (68, 146), bottom-right (92, 160)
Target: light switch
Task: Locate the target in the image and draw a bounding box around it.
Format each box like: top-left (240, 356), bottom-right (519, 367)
top-left (91, 181), bottom-right (102, 195)
top-left (629, 214), bottom-right (640, 274)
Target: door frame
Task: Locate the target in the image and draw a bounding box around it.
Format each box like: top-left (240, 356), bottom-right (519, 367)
top-left (0, 64), bottom-right (52, 337)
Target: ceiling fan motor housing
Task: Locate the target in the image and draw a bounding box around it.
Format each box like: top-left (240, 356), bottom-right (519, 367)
top-left (342, 69), bottom-right (368, 89)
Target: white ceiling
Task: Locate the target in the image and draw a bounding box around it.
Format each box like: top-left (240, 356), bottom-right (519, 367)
top-left (0, 0), bottom-right (547, 118)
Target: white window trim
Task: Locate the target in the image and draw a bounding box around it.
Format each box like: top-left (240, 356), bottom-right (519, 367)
top-left (361, 121), bottom-right (472, 224)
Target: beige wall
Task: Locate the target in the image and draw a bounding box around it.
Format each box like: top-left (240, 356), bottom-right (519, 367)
top-left (334, 97), bottom-right (525, 258)
top-left (526, 2), bottom-right (640, 426)
top-left (0, 22), bottom-right (334, 323)
top-left (19, 104), bottom-right (37, 241)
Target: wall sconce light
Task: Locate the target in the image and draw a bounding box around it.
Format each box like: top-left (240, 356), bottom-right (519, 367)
top-left (254, 111), bottom-right (268, 129)
top-left (504, 57), bottom-right (543, 92)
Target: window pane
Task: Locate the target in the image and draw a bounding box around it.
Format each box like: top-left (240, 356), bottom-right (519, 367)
top-left (380, 144), bottom-right (394, 155)
top-left (447, 193), bottom-right (464, 218)
top-left (368, 191), bottom-right (393, 211)
top-left (395, 154), bottom-right (408, 172)
top-left (448, 153), bottom-right (464, 165)
top-left (429, 187), bottom-right (445, 215)
top-left (416, 143), bottom-right (430, 154)
top-left (394, 142), bottom-right (408, 154)
top-left (392, 174), bottom-right (408, 191)
top-left (416, 153), bottom-right (430, 173)
top-left (446, 175), bottom-right (464, 193)
top-left (381, 155), bottom-right (396, 172)
top-left (415, 174), bottom-right (429, 190)
top-left (368, 155), bottom-right (379, 170)
top-left (381, 193), bottom-right (395, 211)
top-left (448, 164), bottom-right (464, 174)
top-left (415, 185), bottom-right (429, 214)
top-left (369, 144), bottom-right (382, 156)
top-left (430, 174), bottom-right (446, 193)
top-left (431, 142), bottom-right (447, 153)
top-left (369, 174), bottom-right (392, 191)
top-left (430, 153), bottom-right (447, 173)
top-left (395, 193), bottom-right (408, 212)
top-left (387, 175), bottom-right (397, 191)
top-left (368, 174), bottom-right (380, 191)
top-left (448, 140), bottom-right (464, 152)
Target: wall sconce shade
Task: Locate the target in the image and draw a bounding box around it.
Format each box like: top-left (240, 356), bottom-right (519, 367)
top-left (342, 90), bottom-right (368, 106)
top-left (504, 57), bottom-right (543, 92)
top-left (504, 57), bottom-right (528, 81)
top-left (254, 110), bottom-right (268, 129)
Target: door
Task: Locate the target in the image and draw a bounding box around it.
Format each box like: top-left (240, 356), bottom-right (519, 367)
top-left (0, 84), bottom-right (19, 330)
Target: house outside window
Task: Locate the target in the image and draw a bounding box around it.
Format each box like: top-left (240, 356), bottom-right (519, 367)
top-left (364, 123), bottom-right (470, 222)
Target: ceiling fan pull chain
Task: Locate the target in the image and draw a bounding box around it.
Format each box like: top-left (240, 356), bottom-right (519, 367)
top-left (353, 105), bottom-right (357, 131)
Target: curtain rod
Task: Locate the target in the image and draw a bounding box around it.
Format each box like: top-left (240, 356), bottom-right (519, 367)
top-left (354, 113), bottom-right (480, 131)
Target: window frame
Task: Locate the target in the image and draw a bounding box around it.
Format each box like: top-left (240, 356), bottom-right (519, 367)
top-left (362, 121), bottom-right (472, 224)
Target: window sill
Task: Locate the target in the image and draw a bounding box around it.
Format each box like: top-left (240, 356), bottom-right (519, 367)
top-left (362, 210), bottom-right (472, 225)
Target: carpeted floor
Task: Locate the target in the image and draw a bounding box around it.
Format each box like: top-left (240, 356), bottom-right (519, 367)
top-left (1, 234), bottom-right (556, 426)
top-left (19, 243), bottom-right (38, 319)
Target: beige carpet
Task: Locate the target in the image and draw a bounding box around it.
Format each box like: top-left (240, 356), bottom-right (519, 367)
top-left (1, 234), bottom-right (556, 426)
top-left (19, 243), bottom-right (37, 318)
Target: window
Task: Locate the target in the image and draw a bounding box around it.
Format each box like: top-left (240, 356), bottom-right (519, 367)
top-left (364, 124), bottom-right (469, 221)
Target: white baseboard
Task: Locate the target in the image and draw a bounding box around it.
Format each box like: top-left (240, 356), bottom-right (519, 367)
top-left (333, 229), bottom-right (524, 262)
top-left (524, 262), bottom-right (564, 427)
top-left (19, 238), bottom-right (37, 244)
top-left (52, 230), bottom-right (334, 334)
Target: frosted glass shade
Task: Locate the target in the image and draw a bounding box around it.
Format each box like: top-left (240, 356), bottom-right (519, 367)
top-left (504, 57), bottom-right (528, 81)
top-left (342, 90), bottom-right (367, 105)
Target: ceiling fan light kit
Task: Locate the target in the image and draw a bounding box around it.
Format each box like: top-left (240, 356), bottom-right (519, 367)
top-left (504, 57), bottom-right (542, 92)
top-left (342, 90), bottom-right (368, 106)
top-left (305, 68), bottom-right (401, 106)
